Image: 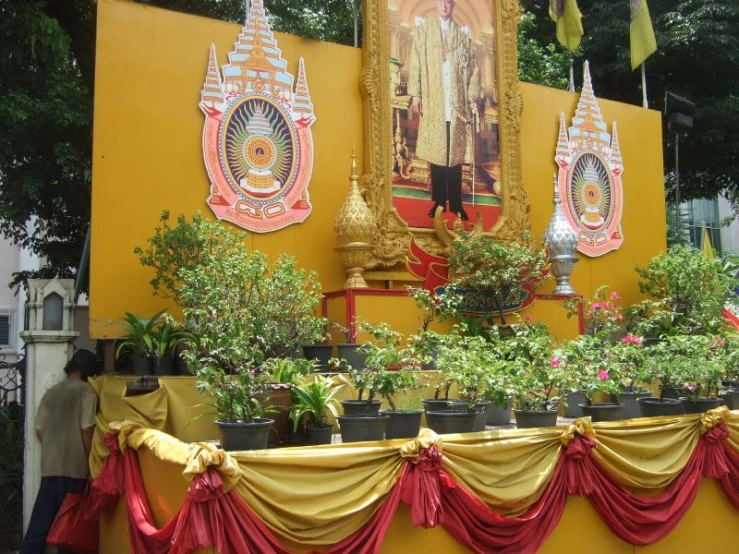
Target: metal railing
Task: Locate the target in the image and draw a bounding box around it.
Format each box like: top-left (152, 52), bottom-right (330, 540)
top-left (0, 355), bottom-right (24, 553)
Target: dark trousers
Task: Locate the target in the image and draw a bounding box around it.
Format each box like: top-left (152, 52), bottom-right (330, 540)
top-left (430, 122), bottom-right (464, 215)
top-left (20, 476), bottom-right (87, 554)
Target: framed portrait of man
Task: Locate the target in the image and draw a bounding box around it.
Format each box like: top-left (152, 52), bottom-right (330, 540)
top-left (360, 0), bottom-right (529, 268)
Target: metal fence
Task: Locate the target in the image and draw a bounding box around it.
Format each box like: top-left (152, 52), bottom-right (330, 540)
top-left (0, 355), bottom-right (24, 553)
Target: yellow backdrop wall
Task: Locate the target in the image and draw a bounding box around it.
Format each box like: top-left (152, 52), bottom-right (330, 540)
top-left (90, 0), bottom-right (665, 338)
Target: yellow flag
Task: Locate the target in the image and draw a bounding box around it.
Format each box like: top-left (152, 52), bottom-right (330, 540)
top-left (703, 228), bottom-right (715, 260)
top-left (630, 0), bottom-right (657, 70)
top-left (549, 0), bottom-right (584, 51)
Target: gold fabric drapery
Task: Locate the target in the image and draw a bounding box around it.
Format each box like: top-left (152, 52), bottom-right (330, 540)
top-left (89, 376), bottom-right (739, 545)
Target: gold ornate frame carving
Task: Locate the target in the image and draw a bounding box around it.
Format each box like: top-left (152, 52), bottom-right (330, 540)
top-left (360, 0), bottom-right (530, 269)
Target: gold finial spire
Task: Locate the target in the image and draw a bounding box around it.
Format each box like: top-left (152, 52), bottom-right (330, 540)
top-left (334, 147), bottom-right (376, 288)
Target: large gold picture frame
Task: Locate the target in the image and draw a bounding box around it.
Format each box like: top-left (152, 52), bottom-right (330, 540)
top-left (360, 0), bottom-right (529, 269)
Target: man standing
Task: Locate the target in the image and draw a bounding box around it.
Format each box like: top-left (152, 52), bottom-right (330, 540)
top-left (20, 349), bottom-right (98, 554)
top-left (408, 0), bottom-right (481, 221)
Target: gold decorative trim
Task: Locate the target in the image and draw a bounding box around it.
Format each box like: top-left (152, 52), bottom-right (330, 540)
top-left (360, 0), bottom-right (531, 268)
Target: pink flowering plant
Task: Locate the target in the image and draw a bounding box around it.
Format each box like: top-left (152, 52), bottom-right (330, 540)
top-left (609, 334), bottom-right (649, 392)
top-left (554, 335), bottom-right (623, 404)
top-left (565, 286), bottom-right (625, 339)
top-left (503, 321), bottom-right (568, 411)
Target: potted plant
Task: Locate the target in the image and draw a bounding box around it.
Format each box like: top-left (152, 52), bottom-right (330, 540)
top-left (673, 334), bottom-right (725, 414)
top-left (637, 335), bottom-right (690, 416)
top-left (151, 314), bottom-right (191, 375)
top-left (722, 331), bottom-right (739, 409)
top-left (429, 332), bottom-right (499, 434)
top-left (137, 211), bottom-right (328, 360)
top-left (629, 245), bottom-right (736, 337)
top-left (337, 366), bottom-right (389, 442)
top-left (563, 286), bottom-right (625, 417)
top-left (335, 322), bottom-right (369, 370)
top-left (506, 322), bottom-right (564, 428)
top-left (262, 357), bottom-right (316, 446)
top-left (447, 232), bottom-right (548, 327)
top-left (291, 376), bottom-right (343, 445)
top-left (557, 335), bottom-right (626, 422)
top-left (610, 334), bottom-right (652, 418)
top-left (185, 342), bottom-right (273, 451)
top-left (114, 309), bottom-right (166, 375)
top-left (360, 322), bottom-right (425, 439)
top-left (302, 318), bottom-right (334, 370)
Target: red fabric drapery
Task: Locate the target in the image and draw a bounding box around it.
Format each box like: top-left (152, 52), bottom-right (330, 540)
top-left (78, 422), bottom-right (739, 554)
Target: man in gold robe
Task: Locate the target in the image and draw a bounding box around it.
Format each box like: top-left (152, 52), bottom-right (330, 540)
top-left (409, 0), bottom-right (481, 221)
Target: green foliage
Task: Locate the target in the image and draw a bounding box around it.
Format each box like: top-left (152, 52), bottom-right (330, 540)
top-left (447, 233), bottom-right (549, 325)
top-left (564, 285), bottom-right (624, 338)
top-left (555, 335), bottom-right (622, 401)
top-left (633, 245), bottom-right (736, 335)
top-left (644, 334), bottom-right (725, 398)
top-left (135, 211), bottom-right (247, 304)
top-left (263, 357), bottom-right (317, 385)
top-left (517, 11), bottom-right (573, 90)
top-left (351, 321), bottom-right (423, 409)
top-left (138, 212), bottom-right (326, 357)
top-left (114, 309), bottom-right (166, 359)
top-left (502, 321), bottom-right (563, 411)
top-left (0, 0), bottom-right (94, 291)
top-left (436, 332), bottom-right (505, 411)
top-left (136, 0), bottom-right (357, 46)
top-left (187, 344), bottom-right (271, 423)
top-left (291, 376), bottom-right (343, 430)
top-left (151, 314), bottom-right (191, 359)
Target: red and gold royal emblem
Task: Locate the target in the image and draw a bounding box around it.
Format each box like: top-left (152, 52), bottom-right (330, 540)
top-left (199, 0), bottom-right (316, 233)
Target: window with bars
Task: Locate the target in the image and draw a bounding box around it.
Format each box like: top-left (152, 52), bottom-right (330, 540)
top-left (0, 310), bottom-right (13, 349)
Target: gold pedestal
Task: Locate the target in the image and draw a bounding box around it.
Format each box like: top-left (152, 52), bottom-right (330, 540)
top-left (335, 242), bottom-right (372, 289)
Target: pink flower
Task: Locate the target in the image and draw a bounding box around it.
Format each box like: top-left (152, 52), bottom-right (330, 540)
top-left (610, 291), bottom-right (621, 302)
top-left (621, 334), bottom-right (643, 345)
top-left (592, 302), bottom-right (603, 310)
top-left (683, 383), bottom-right (696, 392)
top-left (550, 356), bottom-right (560, 368)
top-left (598, 369), bottom-right (609, 381)
top-left (710, 337), bottom-right (727, 348)
top-left (616, 314), bottom-right (624, 322)
top-left (524, 316), bottom-right (533, 324)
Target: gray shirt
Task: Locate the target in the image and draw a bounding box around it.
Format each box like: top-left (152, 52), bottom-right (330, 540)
top-left (36, 379), bottom-right (97, 479)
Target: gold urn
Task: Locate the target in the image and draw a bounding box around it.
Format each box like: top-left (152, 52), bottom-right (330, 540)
top-left (334, 148), bottom-right (376, 288)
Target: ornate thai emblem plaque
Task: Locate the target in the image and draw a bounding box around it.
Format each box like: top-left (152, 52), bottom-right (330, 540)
top-left (200, 0), bottom-right (315, 232)
top-left (555, 62), bottom-right (624, 257)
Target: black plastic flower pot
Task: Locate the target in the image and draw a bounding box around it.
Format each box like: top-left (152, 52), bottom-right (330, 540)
top-left (424, 410), bottom-right (476, 435)
top-left (154, 354), bottom-right (173, 376)
top-left (578, 403), bottom-right (625, 423)
top-left (381, 409), bottom-right (423, 439)
top-left (422, 398), bottom-right (465, 412)
top-left (472, 401), bottom-right (491, 432)
top-left (680, 397), bottom-right (723, 415)
top-left (217, 418), bottom-right (274, 451)
top-left (513, 409), bottom-right (559, 429)
top-left (486, 398), bottom-right (512, 426)
top-left (637, 398), bottom-right (685, 417)
top-left (341, 400), bottom-right (382, 416)
top-left (307, 424), bottom-right (334, 445)
top-left (722, 390), bottom-right (739, 410)
top-left (303, 345), bottom-right (335, 369)
top-left (336, 344), bottom-right (368, 370)
top-left (564, 391), bottom-right (587, 418)
top-left (338, 415), bottom-right (389, 443)
top-left (617, 391), bottom-right (653, 419)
